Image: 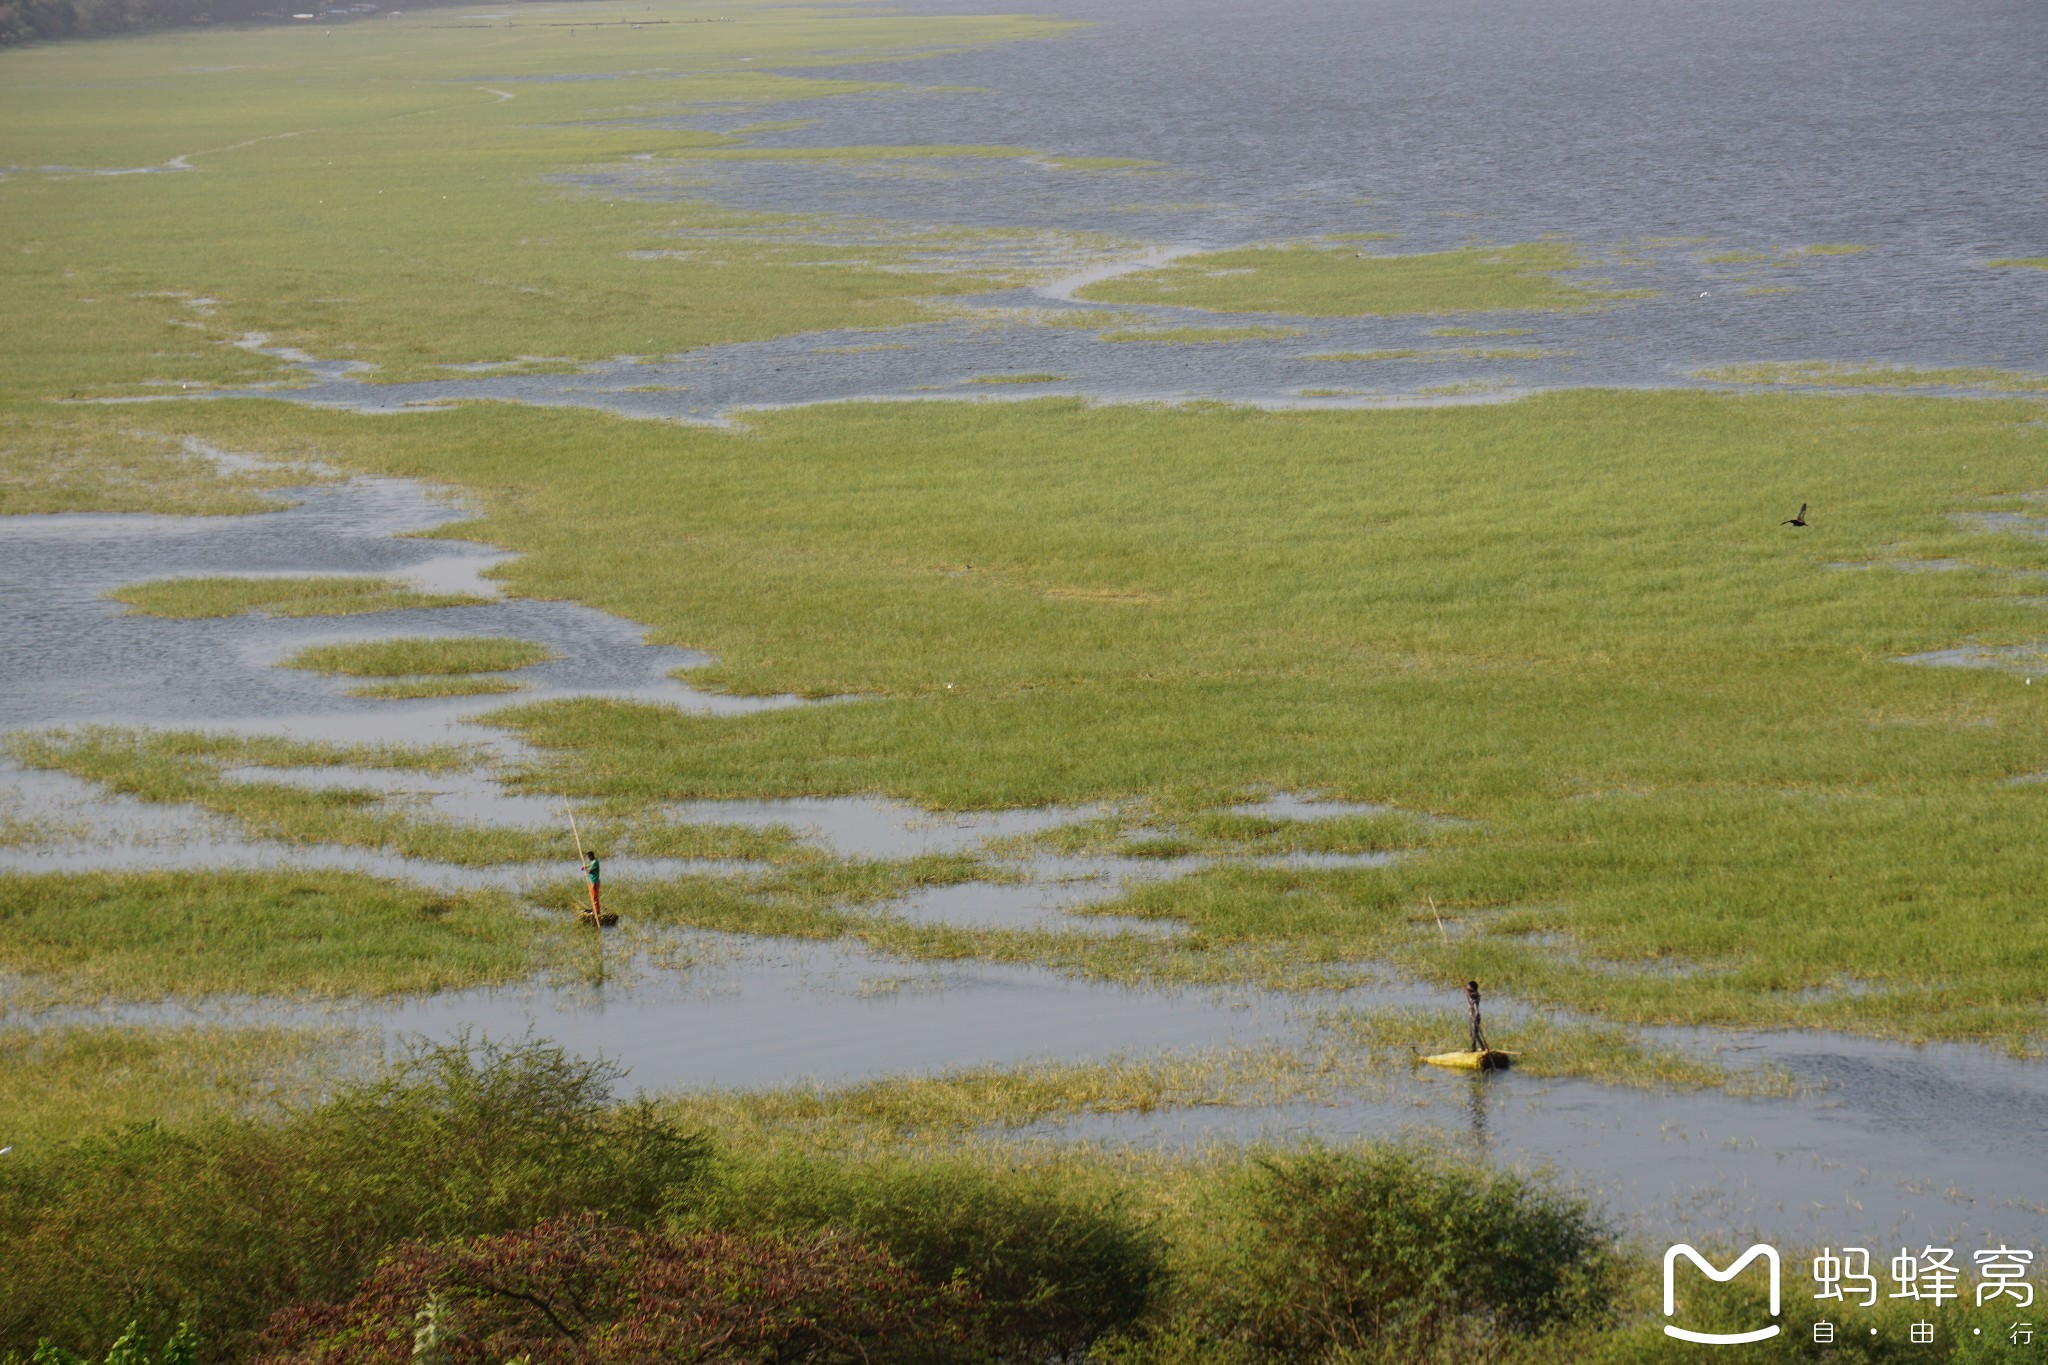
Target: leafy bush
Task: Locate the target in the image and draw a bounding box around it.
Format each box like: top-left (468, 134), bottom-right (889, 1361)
top-left (6, 1322), bottom-right (199, 1365)
top-left (1188, 1146), bottom-right (1613, 1361)
top-left (0, 1039), bottom-right (708, 1362)
top-left (685, 1152), bottom-right (1166, 1359)
top-left (256, 1213), bottom-right (987, 1364)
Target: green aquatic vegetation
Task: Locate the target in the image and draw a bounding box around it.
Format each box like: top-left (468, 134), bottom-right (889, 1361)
top-left (108, 575), bottom-right (487, 619)
top-left (0, 410), bottom-right (304, 516)
top-left (1413, 378), bottom-right (1515, 396)
top-left (3, 725), bottom-right (569, 864)
top-left (278, 635), bottom-right (554, 677)
top-left (346, 675), bottom-right (526, 699)
top-left (0, 870), bottom-right (551, 1006)
top-left (0, 1025), bottom-right (356, 1153)
top-left (1793, 243), bottom-right (1871, 256)
top-left (0, 1), bottom-right (1082, 393)
top-left (1036, 309), bottom-right (1129, 329)
top-left (670, 142), bottom-right (1044, 163)
top-left (1098, 325), bottom-right (1303, 344)
top-left (1698, 360), bottom-right (2048, 394)
top-left (6, 726), bottom-right (803, 865)
top-left (1742, 284), bottom-right (1796, 295)
top-left (1700, 249), bottom-right (1774, 264)
top-left (675, 1047), bottom-right (1331, 1142)
top-left (1298, 389), bottom-right (1367, 398)
top-left (1428, 326), bottom-right (1533, 337)
top-left (967, 372), bottom-right (1070, 384)
top-left (7, 727), bottom-right (478, 775)
top-left (139, 388), bottom-right (2048, 1044)
top-left (1990, 257), bottom-right (2048, 270)
top-left (1076, 241), bottom-right (1637, 316)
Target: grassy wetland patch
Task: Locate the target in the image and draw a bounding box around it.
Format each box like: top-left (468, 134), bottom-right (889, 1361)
top-left (277, 635), bottom-right (553, 677)
top-left (6, 727), bottom-right (811, 865)
top-left (0, 869), bottom-right (550, 1006)
top-left (0, 1), bottom-right (1084, 396)
top-left (1076, 241), bottom-right (1645, 316)
top-left (0, 412), bottom-right (304, 516)
top-left (109, 575), bottom-right (487, 619)
top-left (0, 1025), bottom-right (356, 1152)
top-left (345, 675), bottom-right (527, 700)
top-left (113, 386), bottom-right (2048, 1048)
top-left (1697, 359), bottom-right (2048, 395)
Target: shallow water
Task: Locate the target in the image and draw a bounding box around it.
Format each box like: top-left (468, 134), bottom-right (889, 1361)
top-left (0, 475), bottom-right (802, 735)
top-left (21, 930), bottom-right (1338, 1089)
top-left (209, 0), bottom-right (2047, 420)
top-left (1026, 1025), bottom-right (2048, 1245)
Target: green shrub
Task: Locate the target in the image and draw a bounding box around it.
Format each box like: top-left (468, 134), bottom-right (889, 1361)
top-left (6, 1322), bottom-right (199, 1365)
top-left (683, 1152), bottom-right (1166, 1359)
top-left (0, 1039), bottom-right (708, 1362)
top-left (1188, 1146), bottom-right (1613, 1361)
top-left (255, 1213), bottom-right (987, 1364)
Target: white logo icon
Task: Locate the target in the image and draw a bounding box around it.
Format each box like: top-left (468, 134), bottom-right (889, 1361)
top-left (1663, 1243), bottom-right (1782, 1344)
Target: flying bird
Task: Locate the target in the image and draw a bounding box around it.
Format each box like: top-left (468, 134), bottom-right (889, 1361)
top-left (1782, 504), bottom-right (1809, 527)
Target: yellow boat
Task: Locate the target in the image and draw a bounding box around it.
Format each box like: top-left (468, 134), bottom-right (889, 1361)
top-left (1420, 1049), bottom-right (1514, 1072)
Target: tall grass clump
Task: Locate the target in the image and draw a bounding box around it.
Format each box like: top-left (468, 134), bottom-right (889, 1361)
top-left (1172, 1146), bottom-right (1613, 1362)
top-left (683, 1150), bottom-right (1169, 1358)
top-left (277, 637), bottom-right (553, 678)
top-left (0, 1038), bottom-right (709, 1362)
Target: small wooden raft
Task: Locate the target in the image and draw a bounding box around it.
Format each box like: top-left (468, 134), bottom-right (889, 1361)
top-left (1420, 1049), bottom-right (1514, 1072)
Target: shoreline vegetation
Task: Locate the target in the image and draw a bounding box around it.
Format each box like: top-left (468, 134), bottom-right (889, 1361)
top-left (0, 1039), bottom-right (1996, 1363)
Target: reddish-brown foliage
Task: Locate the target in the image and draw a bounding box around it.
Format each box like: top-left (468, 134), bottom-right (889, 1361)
top-left (256, 1214), bottom-right (988, 1364)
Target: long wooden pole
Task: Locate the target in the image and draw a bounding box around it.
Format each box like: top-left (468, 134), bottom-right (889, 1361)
top-left (564, 798), bottom-right (587, 862)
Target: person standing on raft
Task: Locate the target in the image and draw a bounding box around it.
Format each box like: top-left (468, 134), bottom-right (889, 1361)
top-left (579, 849), bottom-right (603, 922)
top-left (1465, 979), bottom-right (1488, 1053)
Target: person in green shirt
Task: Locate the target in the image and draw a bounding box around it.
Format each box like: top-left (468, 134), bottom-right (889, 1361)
top-left (579, 849), bottom-right (602, 922)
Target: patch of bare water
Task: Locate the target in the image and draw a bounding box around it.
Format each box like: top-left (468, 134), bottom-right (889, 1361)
top-left (17, 930), bottom-right (1352, 1088)
top-left (1223, 791), bottom-right (1394, 821)
top-left (0, 473), bottom-right (802, 736)
top-left (1019, 1024), bottom-right (2048, 1245)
